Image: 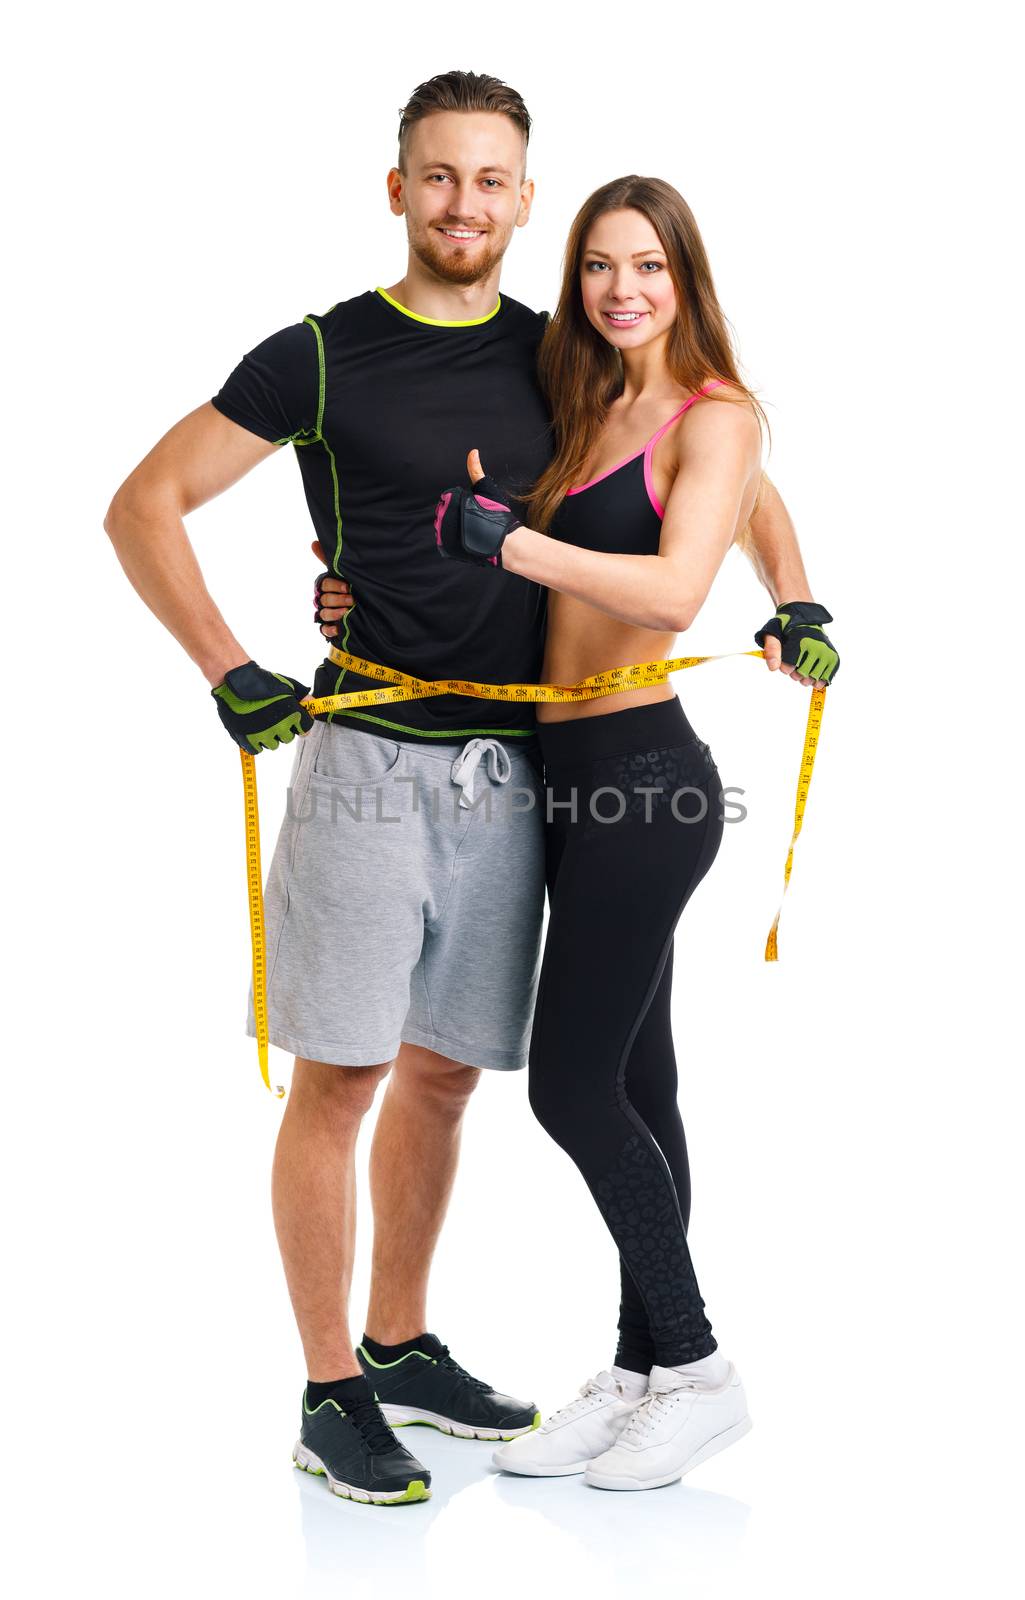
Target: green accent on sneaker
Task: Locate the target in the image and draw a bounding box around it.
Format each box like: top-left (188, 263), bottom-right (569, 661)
top-left (292, 1454), bottom-right (430, 1504)
top-left (394, 1480), bottom-right (431, 1504)
top-left (302, 1392), bottom-right (345, 1417)
top-left (385, 1415), bottom-right (530, 1441)
top-left (358, 1343), bottom-right (434, 1371)
top-left (531, 1411), bottom-right (542, 1430)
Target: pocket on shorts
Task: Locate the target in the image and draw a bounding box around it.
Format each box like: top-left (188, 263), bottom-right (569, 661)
top-left (289, 729), bottom-right (410, 908)
top-left (309, 725), bottom-right (405, 789)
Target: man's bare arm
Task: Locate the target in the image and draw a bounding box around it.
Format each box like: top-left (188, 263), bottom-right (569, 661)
top-left (103, 403), bottom-right (279, 686)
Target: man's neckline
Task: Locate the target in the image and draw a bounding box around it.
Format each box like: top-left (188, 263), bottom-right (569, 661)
top-left (374, 285), bottom-right (503, 328)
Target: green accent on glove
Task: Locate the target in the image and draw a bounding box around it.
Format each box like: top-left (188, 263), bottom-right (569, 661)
top-left (754, 601), bottom-right (840, 684)
top-left (214, 678), bottom-right (294, 715)
top-left (212, 661), bottom-right (314, 753)
top-left (790, 627), bottom-right (839, 683)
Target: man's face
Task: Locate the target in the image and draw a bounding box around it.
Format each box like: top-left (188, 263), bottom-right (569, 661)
top-left (389, 111), bottom-right (534, 286)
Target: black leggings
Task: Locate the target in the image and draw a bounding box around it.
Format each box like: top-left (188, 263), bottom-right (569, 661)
top-left (529, 698), bottom-right (724, 1370)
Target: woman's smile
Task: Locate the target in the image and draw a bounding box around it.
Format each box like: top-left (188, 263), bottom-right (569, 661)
top-left (601, 307), bottom-right (650, 328)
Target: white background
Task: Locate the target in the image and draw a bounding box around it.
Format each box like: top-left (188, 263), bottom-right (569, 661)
top-left (3, 2), bottom-right (1022, 1596)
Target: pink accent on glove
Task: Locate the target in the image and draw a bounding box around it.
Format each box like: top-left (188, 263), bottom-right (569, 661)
top-left (472, 494), bottom-right (510, 512)
top-left (434, 491), bottom-right (453, 547)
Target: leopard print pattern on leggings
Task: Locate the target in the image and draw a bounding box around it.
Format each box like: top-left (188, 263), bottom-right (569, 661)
top-left (593, 1129), bottom-right (715, 1365)
top-left (581, 740), bottom-right (720, 838)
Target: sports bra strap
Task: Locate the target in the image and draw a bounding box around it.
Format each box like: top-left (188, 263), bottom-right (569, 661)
top-left (646, 380), bottom-right (727, 452)
top-left (642, 381), bottom-right (728, 521)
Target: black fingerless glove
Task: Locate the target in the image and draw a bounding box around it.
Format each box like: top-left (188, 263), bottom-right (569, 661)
top-left (211, 660), bottom-right (314, 753)
top-left (754, 601), bottom-right (840, 683)
top-left (313, 571), bottom-right (336, 629)
top-left (433, 474), bottom-right (522, 568)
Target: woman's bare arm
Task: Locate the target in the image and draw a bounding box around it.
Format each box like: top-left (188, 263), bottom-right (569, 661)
top-left (500, 401), bottom-right (762, 631)
top-left (741, 475), bottom-right (814, 605)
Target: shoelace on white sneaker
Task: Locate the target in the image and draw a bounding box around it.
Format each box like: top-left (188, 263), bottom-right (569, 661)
top-left (541, 1375), bottom-right (625, 1433)
top-left (617, 1376), bottom-right (701, 1445)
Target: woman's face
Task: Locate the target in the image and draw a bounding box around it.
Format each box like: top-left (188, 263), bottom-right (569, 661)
top-left (579, 207), bottom-right (677, 350)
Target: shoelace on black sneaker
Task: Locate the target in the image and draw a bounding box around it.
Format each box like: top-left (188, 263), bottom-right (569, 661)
top-left (347, 1398), bottom-right (399, 1454)
top-left (433, 1345), bottom-right (492, 1394)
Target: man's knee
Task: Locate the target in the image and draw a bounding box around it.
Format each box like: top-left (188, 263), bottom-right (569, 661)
top-left (291, 1055), bottom-right (392, 1125)
top-left (392, 1043), bottom-right (481, 1112)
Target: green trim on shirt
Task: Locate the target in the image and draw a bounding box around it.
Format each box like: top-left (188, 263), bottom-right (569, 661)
top-left (375, 286), bottom-right (502, 328)
top-left (334, 711), bottom-right (535, 739)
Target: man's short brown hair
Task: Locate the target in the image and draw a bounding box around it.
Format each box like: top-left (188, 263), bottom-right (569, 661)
top-left (397, 70), bottom-right (532, 171)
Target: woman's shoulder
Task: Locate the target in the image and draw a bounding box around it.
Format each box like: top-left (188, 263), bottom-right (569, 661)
top-left (668, 379), bottom-right (761, 457)
top-left (698, 377), bottom-right (758, 413)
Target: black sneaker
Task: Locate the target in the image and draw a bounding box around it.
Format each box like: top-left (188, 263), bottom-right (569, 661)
top-left (293, 1388), bottom-right (431, 1505)
top-left (358, 1334), bottom-right (541, 1442)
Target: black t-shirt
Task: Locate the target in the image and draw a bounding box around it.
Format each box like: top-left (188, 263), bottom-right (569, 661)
top-left (212, 287), bottom-right (553, 743)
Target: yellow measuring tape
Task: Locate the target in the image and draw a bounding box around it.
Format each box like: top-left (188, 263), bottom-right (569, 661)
top-left (240, 647), bottom-right (826, 1093)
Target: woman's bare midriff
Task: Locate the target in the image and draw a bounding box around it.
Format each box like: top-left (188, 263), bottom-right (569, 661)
top-left (537, 591), bottom-right (679, 723)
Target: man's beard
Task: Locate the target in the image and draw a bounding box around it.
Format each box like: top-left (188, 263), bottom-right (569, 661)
top-left (409, 221), bottom-right (508, 286)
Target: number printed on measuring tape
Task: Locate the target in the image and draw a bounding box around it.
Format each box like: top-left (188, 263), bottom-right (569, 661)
top-left (238, 649), bottom-right (825, 1092)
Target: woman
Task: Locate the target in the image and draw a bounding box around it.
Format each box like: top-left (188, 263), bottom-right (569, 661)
top-left (316, 176), bottom-right (838, 1491)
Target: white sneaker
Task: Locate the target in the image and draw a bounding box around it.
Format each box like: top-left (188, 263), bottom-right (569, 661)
top-left (492, 1372), bottom-right (642, 1477)
top-left (583, 1362), bottom-right (752, 1491)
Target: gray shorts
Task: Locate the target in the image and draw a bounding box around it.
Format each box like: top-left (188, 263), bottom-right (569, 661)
top-left (246, 719), bottom-right (546, 1070)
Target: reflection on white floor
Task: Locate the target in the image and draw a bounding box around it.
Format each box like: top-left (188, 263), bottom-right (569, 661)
top-left (296, 1431), bottom-right (750, 1599)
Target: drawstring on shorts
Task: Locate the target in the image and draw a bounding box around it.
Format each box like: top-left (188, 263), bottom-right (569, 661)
top-left (450, 737), bottom-right (513, 808)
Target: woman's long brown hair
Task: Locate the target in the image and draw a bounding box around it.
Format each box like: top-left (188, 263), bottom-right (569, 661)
top-left (528, 175), bottom-right (765, 534)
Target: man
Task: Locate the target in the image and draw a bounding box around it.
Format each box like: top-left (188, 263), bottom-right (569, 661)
top-left (104, 69), bottom-right (826, 1508)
